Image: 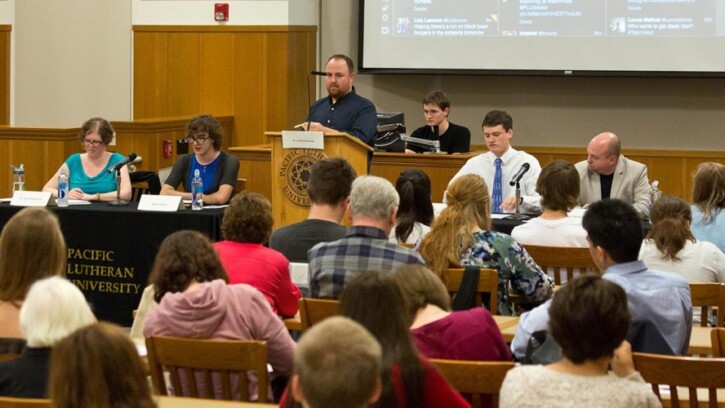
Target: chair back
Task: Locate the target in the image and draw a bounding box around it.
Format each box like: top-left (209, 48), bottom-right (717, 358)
top-left (690, 283), bottom-right (725, 327)
top-left (0, 397), bottom-right (51, 408)
top-left (633, 352), bottom-right (725, 408)
top-left (298, 298), bottom-right (340, 332)
top-left (712, 328), bottom-right (725, 358)
top-left (130, 170), bottom-right (161, 201)
top-left (236, 178), bottom-right (247, 193)
top-left (522, 245), bottom-right (596, 285)
top-left (430, 359), bottom-right (515, 408)
top-left (442, 268), bottom-right (499, 315)
top-left (145, 336), bottom-right (268, 402)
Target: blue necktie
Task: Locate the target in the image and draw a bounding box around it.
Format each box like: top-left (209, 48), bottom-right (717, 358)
top-left (493, 158), bottom-right (503, 213)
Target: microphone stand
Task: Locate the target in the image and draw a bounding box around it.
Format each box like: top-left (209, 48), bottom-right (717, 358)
top-left (505, 180), bottom-right (530, 221)
top-left (108, 168), bottom-right (130, 206)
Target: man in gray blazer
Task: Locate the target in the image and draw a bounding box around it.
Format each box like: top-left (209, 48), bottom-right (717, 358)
top-left (575, 132), bottom-right (651, 218)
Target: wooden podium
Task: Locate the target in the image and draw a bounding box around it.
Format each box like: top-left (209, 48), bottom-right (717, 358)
top-left (267, 131), bottom-right (372, 227)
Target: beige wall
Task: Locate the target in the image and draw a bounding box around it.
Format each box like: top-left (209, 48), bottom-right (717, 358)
top-left (320, 1), bottom-right (725, 151)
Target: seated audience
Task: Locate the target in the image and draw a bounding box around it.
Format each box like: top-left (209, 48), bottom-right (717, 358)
top-left (309, 176), bottom-right (425, 299)
top-left (270, 157), bottom-right (356, 262)
top-left (289, 316), bottom-right (382, 408)
top-left (0, 277), bottom-right (95, 398)
top-left (0, 207), bottom-right (66, 339)
top-left (391, 265), bottom-right (511, 361)
top-left (406, 90), bottom-right (470, 154)
top-left (214, 192), bottom-right (301, 317)
top-left (389, 169), bottom-right (434, 244)
top-left (49, 322), bottom-right (155, 408)
top-left (161, 114), bottom-right (240, 204)
top-left (419, 174), bottom-right (553, 315)
top-left (42, 117), bottom-right (132, 202)
top-left (500, 275), bottom-right (660, 408)
top-left (690, 162), bottom-right (725, 252)
top-left (511, 160), bottom-right (587, 247)
top-left (143, 230), bottom-right (295, 401)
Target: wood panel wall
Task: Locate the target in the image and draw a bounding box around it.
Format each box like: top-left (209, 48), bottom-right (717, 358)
top-left (0, 25), bottom-right (11, 125)
top-left (133, 25), bottom-right (317, 148)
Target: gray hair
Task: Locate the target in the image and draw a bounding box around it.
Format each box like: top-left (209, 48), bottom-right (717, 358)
top-left (350, 176), bottom-right (400, 220)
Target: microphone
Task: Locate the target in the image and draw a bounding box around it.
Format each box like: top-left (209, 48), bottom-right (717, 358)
top-left (310, 70), bottom-right (327, 76)
top-left (509, 163), bottom-right (530, 186)
top-left (108, 153), bottom-right (137, 174)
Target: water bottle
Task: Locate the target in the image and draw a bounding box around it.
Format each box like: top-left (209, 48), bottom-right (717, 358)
top-left (11, 164), bottom-right (25, 193)
top-left (191, 169), bottom-right (203, 210)
top-left (57, 169), bottom-right (69, 207)
top-left (649, 180), bottom-right (661, 208)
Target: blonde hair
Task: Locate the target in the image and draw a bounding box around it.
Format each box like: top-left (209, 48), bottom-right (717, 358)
top-left (692, 162), bottom-right (725, 224)
top-left (418, 174), bottom-right (491, 278)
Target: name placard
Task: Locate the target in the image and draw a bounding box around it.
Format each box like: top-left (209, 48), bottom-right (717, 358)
top-left (289, 262), bottom-right (310, 288)
top-left (10, 191), bottom-right (55, 207)
top-left (282, 131), bottom-right (324, 150)
top-left (137, 195), bottom-right (184, 212)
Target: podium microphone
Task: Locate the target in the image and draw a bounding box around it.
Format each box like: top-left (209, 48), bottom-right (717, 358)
top-left (310, 70), bottom-right (327, 76)
top-left (509, 163), bottom-right (530, 186)
top-left (108, 153), bottom-right (137, 174)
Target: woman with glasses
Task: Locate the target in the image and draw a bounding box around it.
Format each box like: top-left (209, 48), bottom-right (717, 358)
top-left (43, 117), bottom-right (131, 201)
top-left (160, 114), bottom-right (240, 205)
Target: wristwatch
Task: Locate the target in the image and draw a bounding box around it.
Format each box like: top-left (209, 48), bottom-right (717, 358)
top-left (96, 193), bottom-right (101, 201)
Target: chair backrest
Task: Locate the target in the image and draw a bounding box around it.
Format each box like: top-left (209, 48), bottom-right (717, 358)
top-left (633, 352), bottom-right (725, 408)
top-left (442, 268), bottom-right (499, 315)
top-left (130, 170), bottom-right (161, 201)
top-left (430, 359), bottom-right (515, 408)
top-left (712, 328), bottom-right (725, 358)
top-left (0, 397), bottom-right (51, 408)
top-left (236, 178), bottom-right (247, 193)
top-left (522, 245), bottom-right (596, 285)
top-left (298, 298), bottom-right (340, 332)
top-left (690, 283), bottom-right (725, 327)
top-left (145, 336), bottom-right (268, 402)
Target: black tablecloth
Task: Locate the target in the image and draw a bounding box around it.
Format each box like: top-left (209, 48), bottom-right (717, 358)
top-left (0, 202), bottom-right (225, 326)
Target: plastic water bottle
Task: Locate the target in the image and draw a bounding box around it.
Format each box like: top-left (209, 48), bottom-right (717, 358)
top-left (191, 169), bottom-right (203, 210)
top-left (57, 169), bottom-right (69, 207)
top-left (11, 164), bottom-right (25, 193)
top-left (649, 180), bottom-right (661, 208)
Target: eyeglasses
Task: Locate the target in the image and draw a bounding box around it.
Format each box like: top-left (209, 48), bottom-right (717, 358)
top-left (186, 136), bottom-right (210, 145)
top-left (83, 139), bottom-right (103, 147)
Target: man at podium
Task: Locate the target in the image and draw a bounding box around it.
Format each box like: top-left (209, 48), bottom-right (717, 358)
top-left (300, 54), bottom-right (378, 146)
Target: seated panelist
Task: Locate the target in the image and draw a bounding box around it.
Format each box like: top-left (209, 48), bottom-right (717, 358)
top-left (160, 114), bottom-right (240, 205)
top-left (42, 117), bottom-right (131, 202)
top-left (406, 90), bottom-right (470, 154)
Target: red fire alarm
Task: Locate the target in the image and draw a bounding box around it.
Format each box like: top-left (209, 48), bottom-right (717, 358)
top-left (214, 3), bottom-right (229, 22)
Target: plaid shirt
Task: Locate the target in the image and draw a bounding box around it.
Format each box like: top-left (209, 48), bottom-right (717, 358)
top-left (309, 226), bottom-right (425, 299)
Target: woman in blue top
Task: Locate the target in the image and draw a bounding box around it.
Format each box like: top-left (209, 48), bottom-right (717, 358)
top-left (691, 162), bottom-right (725, 252)
top-left (160, 115), bottom-right (240, 205)
top-left (43, 117), bottom-right (131, 202)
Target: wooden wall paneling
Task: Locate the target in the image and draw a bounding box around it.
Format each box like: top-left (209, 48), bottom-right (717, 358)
top-left (266, 33), bottom-right (291, 135)
top-left (232, 32), bottom-right (266, 146)
top-left (200, 33), bottom-right (233, 116)
top-left (229, 144), bottom-right (272, 200)
top-left (167, 33), bottom-right (200, 117)
top-left (133, 32), bottom-right (168, 119)
top-left (0, 27), bottom-right (11, 125)
top-left (286, 31), bottom-right (316, 130)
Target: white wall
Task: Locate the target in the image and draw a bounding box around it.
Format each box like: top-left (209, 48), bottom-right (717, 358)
top-left (131, 0), bottom-right (318, 25)
top-left (0, 0), bottom-right (15, 124)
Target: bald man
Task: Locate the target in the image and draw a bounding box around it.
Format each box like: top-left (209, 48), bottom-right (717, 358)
top-left (574, 132), bottom-right (651, 218)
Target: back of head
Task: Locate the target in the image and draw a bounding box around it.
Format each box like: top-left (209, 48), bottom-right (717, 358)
top-left (149, 230), bottom-right (227, 303)
top-left (349, 176), bottom-right (399, 221)
top-left (294, 316), bottom-right (382, 408)
top-left (307, 157), bottom-right (357, 206)
top-left (549, 275), bottom-right (630, 364)
top-left (394, 169), bottom-right (434, 242)
top-left (647, 195), bottom-right (695, 261)
top-left (481, 110), bottom-right (513, 131)
top-left (0, 207), bottom-right (66, 302)
top-left (692, 162), bottom-right (725, 223)
top-left (391, 265), bottom-right (450, 317)
top-left (49, 322), bottom-right (155, 408)
top-left (422, 90), bottom-right (450, 111)
top-left (222, 191), bottom-right (273, 244)
top-left (537, 160), bottom-right (580, 212)
top-left (20, 276), bottom-right (95, 348)
top-left (582, 199), bottom-right (643, 263)
top-left (187, 114), bottom-right (223, 150)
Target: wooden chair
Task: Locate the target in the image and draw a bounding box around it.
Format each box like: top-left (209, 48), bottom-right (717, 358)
top-left (712, 328), bottom-right (725, 358)
top-left (690, 283), bottom-right (725, 327)
top-left (522, 245), bottom-right (596, 285)
top-left (236, 178), bottom-right (247, 193)
top-left (430, 359), bottom-right (515, 408)
top-left (442, 268), bottom-right (499, 315)
top-left (130, 170), bottom-right (161, 201)
top-left (0, 397), bottom-right (51, 408)
top-left (146, 336), bottom-right (268, 402)
top-left (298, 298), bottom-right (340, 332)
top-left (633, 352), bottom-right (725, 408)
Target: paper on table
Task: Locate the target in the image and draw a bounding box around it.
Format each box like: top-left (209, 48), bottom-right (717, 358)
top-left (68, 200), bottom-right (92, 205)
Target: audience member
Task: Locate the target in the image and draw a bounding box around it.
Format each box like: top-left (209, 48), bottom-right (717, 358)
top-left (690, 162), bottom-right (725, 252)
top-left (215, 192), bottom-right (301, 317)
top-left (49, 322), bottom-right (155, 408)
top-left (301, 54), bottom-right (377, 146)
top-left (0, 277), bottom-right (95, 398)
top-left (575, 132), bottom-right (650, 218)
top-left (389, 169), bottom-right (434, 244)
top-left (270, 157), bottom-right (356, 262)
top-left (511, 160), bottom-right (587, 247)
top-left (289, 316), bottom-right (382, 408)
top-left (161, 114), bottom-right (240, 204)
top-left (448, 110), bottom-right (541, 213)
top-left (391, 265), bottom-right (510, 361)
top-left (42, 117), bottom-right (131, 202)
top-left (143, 230), bottom-right (295, 401)
top-left (309, 176), bottom-right (424, 299)
top-left (500, 275), bottom-right (660, 408)
top-left (0, 207), bottom-right (66, 339)
top-left (419, 174), bottom-right (553, 315)
top-left (406, 90), bottom-right (470, 154)
top-left (511, 199), bottom-right (692, 359)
